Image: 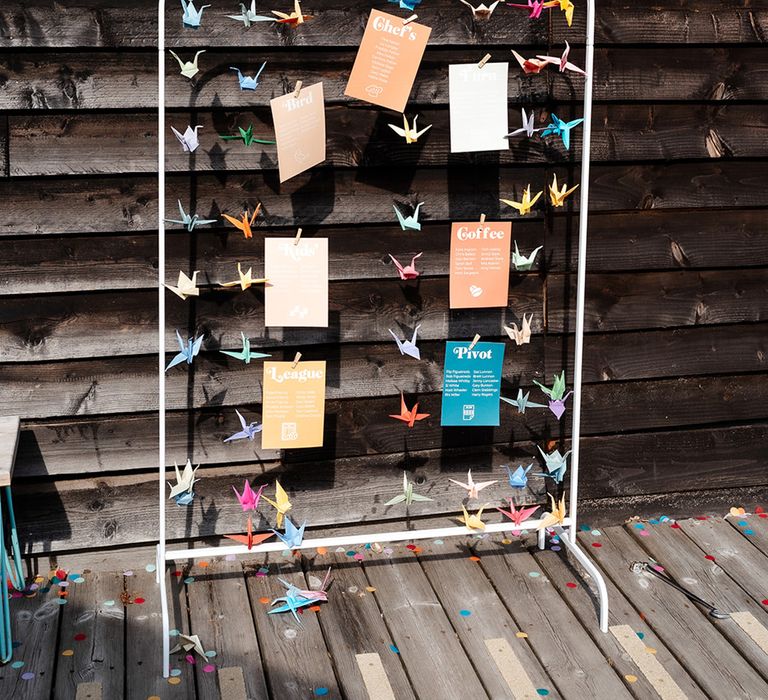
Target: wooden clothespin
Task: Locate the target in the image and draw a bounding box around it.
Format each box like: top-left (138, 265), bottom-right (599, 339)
top-left (468, 333), bottom-right (481, 350)
top-left (479, 213), bottom-right (486, 224)
top-left (478, 53), bottom-right (492, 69)
top-left (291, 352), bottom-right (302, 368)
top-left (403, 14), bottom-right (418, 25)
top-left (293, 228), bottom-right (302, 246)
top-left (293, 80), bottom-right (302, 98)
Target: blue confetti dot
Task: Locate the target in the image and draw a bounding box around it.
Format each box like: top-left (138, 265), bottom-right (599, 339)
top-left (315, 688), bottom-right (329, 697)
top-left (579, 524), bottom-right (590, 531)
top-left (55, 599), bottom-right (68, 605)
top-left (636, 631), bottom-right (645, 640)
top-left (659, 516), bottom-right (670, 523)
top-left (11, 661), bottom-right (24, 669)
top-left (591, 530), bottom-right (601, 536)
top-left (634, 523), bottom-right (645, 529)
top-left (528, 571), bottom-right (540, 578)
top-left (346, 550), bottom-right (356, 557)
top-left (434, 539), bottom-right (444, 545)
top-left (72, 577), bottom-right (85, 584)
top-left (649, 519), bottom-right (659, 525)
top-left (745, 530), bottom-right (755, 535)
top-left (170, 669), bottom-right (182, 677)
top-left (12, 641), bottom-right (21, 649)
top-left (550, 546), bottom-right (561, 552)
top-left (389, 644), bottom-right (399, 654)
top-left (205, 650), bottom-right (217, 658)
top-left (459, 609), bottom-right (471, 617)
top-left (537, 689), bottom-right (550, 696)
top-left (145, 564), bottom-right (157, 573)
top-left (738, 520), bottom-right (749, 527)
top-left (184, 576), bottom-right (195, 584)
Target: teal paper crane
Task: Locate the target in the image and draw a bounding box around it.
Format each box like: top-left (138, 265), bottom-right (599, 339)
top-left (501, 389), bottom-right (546, 415)
top-left (180, 0), bottom-right (210, 27)
top-left (535, 446), bottom-right (571, 483)
top-left (220, 332), bottom-right (271, 364)
top-left (540, 113), bottom-right (584, 150)
top-left (164, 199), bottom-right (217, 231)
top-left (227, 0), bottom-right (278, 26)
top-left (393, 201), bottom-right (424, 231)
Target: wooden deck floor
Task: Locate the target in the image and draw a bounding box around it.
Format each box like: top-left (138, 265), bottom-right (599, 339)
top-left (3, 515), bottom-right (768, 699)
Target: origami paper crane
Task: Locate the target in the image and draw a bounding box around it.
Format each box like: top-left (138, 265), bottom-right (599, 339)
top-left (533, 371), bottom-right (573, 419)
top-left (220, 332), bottom-right (271, 364)
top-left (501, 389), bottom-right (546, 414)
top-left (164, 199), bottom-right (217, 231)
top-left (222, 206), bottom-right (261, 239)
top-left (535, 446), bottom-right (571, 483)
top-left (219, 123), bottom-right (276, 147)
top-left (180, 0), bottom-right (210, 27)
top-left (506, 0), bottom-right (546, 19)
top-left (224, 517), bottom-right (274, 550)
top-left (170, 634), bottom-right (208, 659)
top-left (279, 567), bottom-right (331, 605)
top-left (227, 0), bottom-right (278, 26)
top-left (388, 0), bottom-right (422, 10)
top-left (224, 409), bottom-right (263, 442)
top-left (449, 470), bottom-right (497, 499)
top-left (511, 50), bottom-right (550, 75)
top-left (171, 124), bottom-right (202, 152)
top-left (165, 330), bottom-right (204, 371)
top-left (164, 270), bottom-right (200, 300)
top-left (233, 479), bottom-right (266, 511)
top-left (505, 463), bottom-right (533, 487)
top-left (538, 493), bottom-right (566, 530)
top-left (545, 0), bottom-right (574, 27)
top-left (220, 263), bottom-right (268, 291)
top-left (388, 114), bottom-right (432, 144)
top-left (167, 459), bottom-right (199, 504)
top-left (263, 480), bottom-right (292, 528)
top-left (457, 504), bottom-right (488, 531)
top-left (497, 499), bottom-right (539, 527)
top-left (500, 186), bottom-right (543, 216)
top-left (512, 242), bottom-right (543, 271)
top-left (504, 313), bottom-right (533, 345)
top-left (536, 41), bottom-right (586, 75)
top-left (393, 202), bottom-right (424, 231)
top-left (268, 589), bottom-right (315, 624)
top-left (272, 0), bottom-right (311, 25)
top-left (169, 50), bottom-right (206, 79)
top-left (549, 173), bottom-right (579, 207)
top-left (272, 516), bottom-right (306, 549)
top-left (230, 63), bottom-right (267, 91)
top-left (389, 392), bottom-right (430, 428)
top-left (389, 252), bottom-right (423, 280)
top-left (384, 472), bottom-right (432, 506)
top-left (506, 108), bottom-right (540, 139)
top-left (459, 0), bottom-right (501, 19)
top-left (540, 114), bottom-right (584, 150)
top-left (389, 324), bottom-right (422, 360)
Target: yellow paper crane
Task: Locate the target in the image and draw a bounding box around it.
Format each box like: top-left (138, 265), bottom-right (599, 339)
top-left (548, 174), bottom-right (579, 207)
top-left (388, 114), bottom-right (433, 144)
top-left (220, 262), bottom-right (268, 291)
top-left (500, 185), bottom-right (543, 216)
top-left (164, 270), bottom-right (200, 300)
top-left (537, 493), bottom-right (567, 530)
top-left (169, 50), bottom-right (206, 79)
top-left (272, 0), bottom-right (310, 26)
top-left (457, 504), bottom-right (489, 531)
top-left (503, 313), bottom-right (532, 346)
top-left (545, 0), bottom-right (575, 27)
top-left (263, 480), bottom-right (293, 529)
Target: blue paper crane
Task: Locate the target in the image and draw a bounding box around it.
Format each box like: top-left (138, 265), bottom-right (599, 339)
top-left (505, 463), bottom-right (533, 488)
top-left (165, 330), bottom-right (204, 372)
top-left (272, 516), bottom-right (306, 549)
top-left (180, 0), bottom-right (210, 27)
top-left (540, 114), bottom-right (584, 151)
top-left (230, 62), bottom-right (267, 91)
top-left (223, 410), bottom-right (262, 443)
top-left (164, 200), bottom-right (217, 232)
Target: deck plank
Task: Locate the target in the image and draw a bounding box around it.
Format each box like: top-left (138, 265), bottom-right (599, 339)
top-left (305, 552), bottom-right (416, 700)
top-left (53, 571), bottom-right (124, 700)
top-left (725, 511), bottom-right (768, 559)
top-left (533, 541), bottom-right (706, 700)
top-left (474, 537), bottom-right (632, 700)
top-left (577, 526), bottom-right (768, 698)
top-left (676, 518), bottom-right (768, 612)
top-left (185, 560), bottom-right (269, 700)
top-left (0, 574), bottom-right (60, 699)
top-left (417, 538), bottom-right (561, 699)
top-left (361, 551), bottom-right (489, 699)
top-left (244, 554), bottom-right (340, 700)
top-left (125, 567), bottom-right (195, 700)
top-left (627, 520), bottom-right (768, 681)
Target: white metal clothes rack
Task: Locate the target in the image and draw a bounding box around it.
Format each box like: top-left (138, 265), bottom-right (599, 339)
top-left (156, 0), bottom-right (606, 678)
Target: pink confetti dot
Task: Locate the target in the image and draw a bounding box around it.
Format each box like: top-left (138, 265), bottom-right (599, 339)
top-left (73, 633), bottom-right (87, 642)
top-left (704, 555), bottom-right (716, 561)
top-left (203, 664), bottom-right (215, 673)
top-left (670, 523), bottom-right (681, 529)
top-left (761, 599), bottom-right (768, 606)
top-left (566, 582), bottom-right (577, 589)
top-left (186, 654), bottom-right (196, 665)
top-left (134, 597), bottom-right (145, 605)
top-left (353, 553), bottom-right (364, 561)
top-left (591, 542), bottom-right (602, 548)
top-left (638, 531), bottom-right (650, 537)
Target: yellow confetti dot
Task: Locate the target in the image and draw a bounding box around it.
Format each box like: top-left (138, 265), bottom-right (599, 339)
top-left (148, 696), bottom-right (162, 700)
top-left (366, 587), bottom-right (376, 593)
top-left (645, 646), bottom-right (657, 655)
top-left (515, 632), bottom-right (528, 638)
top-left (501, 539), bottom-right (512, 545)
top-left (61, 649), bottom-right (74, 657)
top-left (624, 675), bottom-right (638, 684)
top-left (168, 677), bottom-right (182, 685)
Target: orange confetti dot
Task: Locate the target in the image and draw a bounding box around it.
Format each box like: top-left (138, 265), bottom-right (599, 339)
top-left (198, 561), bottom-right (209, 568)
top-left (645, 646), bottom-right (657, 655)
top-left (317, 547), bottom-right (327, 555)
top-left (259, 597), bottom-right (270, 605)
top-left (309, 605), bottom-right (321, 612)
top-left (624, 675), bottom-right (638, 683)
top-left (149, 696), bottom-right (162, 700)
top-left (411, 547), bottom-right (422, 553)
top-left (366, 587), bottom-right (376, 593)
top-left (469, 556), bottom-right (481, 562)
top-left (61, 649), bottom-right (74, 657)
top-left (167, 677), bottom-right (181, 685)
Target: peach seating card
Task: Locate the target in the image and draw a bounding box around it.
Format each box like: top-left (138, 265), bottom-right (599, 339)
top-left (261, 360), bottom-right (326, 449)
top-left (345, 10), bottom-right (431, 112)
top-left (449, 221), bottom-right (512, 308)
top-left (270, 82), bottom-right (326, 183)
top-left (265, 237), bottom-right (328, 327)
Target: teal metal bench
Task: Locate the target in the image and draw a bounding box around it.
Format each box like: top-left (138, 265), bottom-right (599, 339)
top-left (0, 416), bottom-right (25, 664)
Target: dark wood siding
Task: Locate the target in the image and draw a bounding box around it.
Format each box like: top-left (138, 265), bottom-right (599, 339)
top-left (1, 0), bottom-right (766, 553)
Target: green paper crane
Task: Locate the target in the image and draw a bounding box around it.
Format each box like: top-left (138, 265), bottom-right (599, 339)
top-left (384, 473), bottom-right (433, 507)
top-left (533, 371), bottom-right (567, 401)
top-left (219, 124), bottom-right (276, 147)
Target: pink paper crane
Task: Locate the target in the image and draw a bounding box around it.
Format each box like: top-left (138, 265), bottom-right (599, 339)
top-left (536, 41), bottom-right (587, 75)
top-left (506, 0), bottom-right (545, 19)
top-left (389, 252), bottom-right (423, 280)
top-left (232, 480), bottom-right (266, 512)
top-left (496, 499), bottom-right (539, 527)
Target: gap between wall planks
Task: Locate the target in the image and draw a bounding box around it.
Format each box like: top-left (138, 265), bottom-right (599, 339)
top-left (0, 0), bottom-right (765, 554)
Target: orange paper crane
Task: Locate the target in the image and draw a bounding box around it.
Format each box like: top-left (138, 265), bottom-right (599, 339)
top-left (389, 392), bottom-right (430, 428)
top-left (224, 516), bottom-right (274, 550)
top-left (222, 204), bottom-right (261, 239)
top-left (272, 0), bottom-right (311, 26)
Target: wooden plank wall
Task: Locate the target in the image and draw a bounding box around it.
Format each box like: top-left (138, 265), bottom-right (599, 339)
top-left (0, 0), bottom-right (766, 553)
